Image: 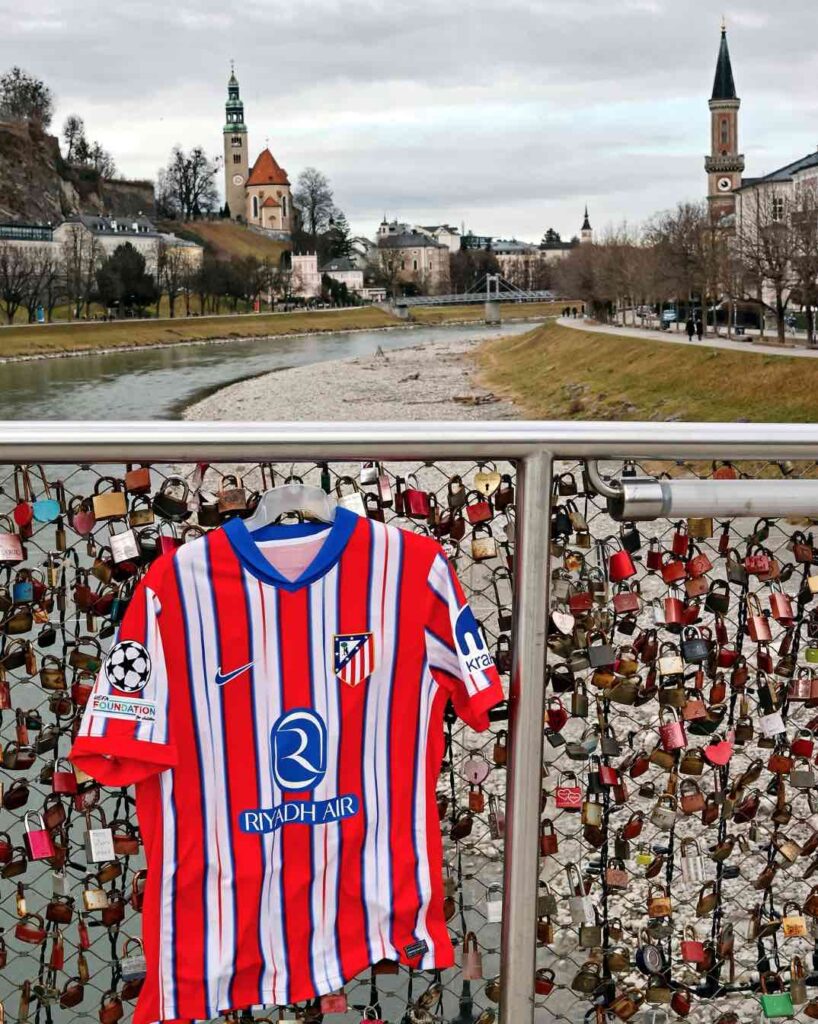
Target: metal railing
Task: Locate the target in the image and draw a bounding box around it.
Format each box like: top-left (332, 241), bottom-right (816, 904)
top-left (2, 421), bottom-right (818, 1024)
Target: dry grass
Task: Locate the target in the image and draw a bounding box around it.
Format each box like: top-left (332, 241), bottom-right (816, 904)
top-left (0, 307), bottom-right (397, 358)
top-left (476, 319), bottom-right (818, 422)
top-left (174, 221), bottom-right (290, 262)
top-left (410, 301), bottom-right (565, 324)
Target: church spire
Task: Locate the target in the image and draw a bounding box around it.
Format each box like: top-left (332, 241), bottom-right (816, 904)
top-left (711, 22), bottom-right (737, 101)
top-left (581, 205), bottom-right (591, 231)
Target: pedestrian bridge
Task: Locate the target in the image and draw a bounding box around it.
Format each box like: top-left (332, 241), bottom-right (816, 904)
top-left (396, 289), bottom-right (556, 308)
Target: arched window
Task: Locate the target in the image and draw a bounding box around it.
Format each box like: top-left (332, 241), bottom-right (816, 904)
top-left (720, 118), bottom-right (729, 146)
top-left (252, 196), bottom-right (258, 219)
top-left (282, 196), bottom-right (287, 218)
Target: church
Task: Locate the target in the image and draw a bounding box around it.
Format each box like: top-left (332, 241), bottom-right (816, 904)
top-left (222, 66), bottom-right (293, 239)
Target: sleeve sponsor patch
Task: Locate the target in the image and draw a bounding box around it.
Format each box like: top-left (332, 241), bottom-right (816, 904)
top-left (91, 694), bottom-right (157, 723)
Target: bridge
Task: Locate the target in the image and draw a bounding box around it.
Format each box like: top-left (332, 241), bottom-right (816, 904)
top-left (394, 274), bottom-right (555, 308)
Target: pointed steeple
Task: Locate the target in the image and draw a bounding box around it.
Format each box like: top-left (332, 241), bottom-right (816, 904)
top-left (711, 23), bottom-right (737, 101)
top-left (581, 205), bottom-right (591, 231)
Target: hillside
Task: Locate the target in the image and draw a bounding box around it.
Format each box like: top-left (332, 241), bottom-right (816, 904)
top-left (167, 220), bottom-right (291, 262)
top-left (0, 118), bottom-right (153, 223)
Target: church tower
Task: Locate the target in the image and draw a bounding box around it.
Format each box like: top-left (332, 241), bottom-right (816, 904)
top-left (705, 22), bottom-right (744, 224)
top-left (223, 64), bottom-right (249, 221)
top-left (580, 206), bottom-right (593, 244)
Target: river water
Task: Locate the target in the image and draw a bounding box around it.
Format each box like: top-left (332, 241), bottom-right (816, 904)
top-left (0, 321), bottom-right (536, 420)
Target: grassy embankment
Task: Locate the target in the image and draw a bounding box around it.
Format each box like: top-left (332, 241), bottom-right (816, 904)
top-left (477, 319), bottom-right (818, 422)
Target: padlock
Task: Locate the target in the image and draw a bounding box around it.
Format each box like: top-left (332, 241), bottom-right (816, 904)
top-left (791, 757), bottom-right (816, 789)
top-left (84, 809), bottom-right (115, 863)
top-left (461, 931), bottom-right (483, 979)
top-left (108, 520), bottom-right (140, 564)
top-left (581, 793), bottom-right (603, 827)
top-left (579, 909), bottom-right (603, 947)
top-left (92, 477), bottom-right (128, 520)
top-left (679, 838), bottom-right (706, 883)
top-left (760, 709), bottom-right (786, 738)
top-left (659, 707), bottom-right (687, 751)
top-left (15, 913), bottom-right (46, 945)
top-left (470, 523), bottom-right (496, 561)
top-left (610, 987), bottom-right (644, 1021)
top-left (82, 875), bottom-right (109, 911)
top-left (782, 901), bottom-right (808, 938)
top-left (555, 771), bottom-right (582, 810)
top-left (120, 936), bottom-right (148, 981)
top-left (486, 884), bottom-right (503, 923)
top-left (609, 541), bottom-right (637, 582)
top-left (680, 925), bottom-right (705, 964)
top-left (647, 885), bottom-right (672, 918)
top-left (587, 630), bottom-right (615, 668)
top-left (650, 795), bottom-right (677, 830)
top-left (657, 641), bottom-right (684, 676)
top-left (696, 881), bottom-right (718, 917)
top-left (760, 972), bottom-right (794, 1019)
top-left (99, 990), bottom-right (124, 1024)
top-left (23, 811), bottom-right (55, 861)
top-left (539, 818), bottom-right (558, 855)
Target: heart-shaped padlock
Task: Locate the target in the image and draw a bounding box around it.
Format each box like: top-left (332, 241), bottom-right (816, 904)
top-left (474, 470), bottom-right (501, 496)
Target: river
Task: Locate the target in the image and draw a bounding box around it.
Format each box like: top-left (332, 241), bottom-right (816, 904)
top-left (0, 321), bottom-right (536, 420)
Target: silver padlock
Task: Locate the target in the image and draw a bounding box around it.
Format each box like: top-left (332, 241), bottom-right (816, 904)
top-left (359, 462), bottom-right (378, 486)
top-left (52, 870), bottom-right (69, 897)
top-left (486, 884), bottom-right (503, 924)
top-left (759, 710), bottom-right (786, 737)
top-left (109, 520), bottom-right (140, 564)
top-left (679, 839), bottom-right (706, 884)
top-left (335, 477), bottom-right (366, 516)
top-left (120, 938), bottom-right (148, 981)
top-left (84, 810), bottom-right (115, 863)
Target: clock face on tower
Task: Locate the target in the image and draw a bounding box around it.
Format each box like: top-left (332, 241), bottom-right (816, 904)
top-left (717, 177), bottom-right (732, 193)
top-left (232, 174), bottom-right (244, 186)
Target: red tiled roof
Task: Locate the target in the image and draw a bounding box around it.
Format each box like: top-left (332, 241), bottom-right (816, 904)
top-left (246, 148), bottom-right (290, 187)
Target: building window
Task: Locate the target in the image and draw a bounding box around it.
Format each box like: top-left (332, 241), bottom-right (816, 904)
top-left (720, 118), bottom-right (729, 146)
top-left (413, 259), bottom-right (418, 271)
top-left (281, 196), bottom-right (287, 218)
top-left (232, 136), bottom-right (242, 147)
top-left (400, 260), bottom-right (405, 270)
top-left (233, 154), bottom-right (241, 164)
top-left (772, 196), bottom-right (785, 222)
top-left (253, 196), bottom-right (259, 219)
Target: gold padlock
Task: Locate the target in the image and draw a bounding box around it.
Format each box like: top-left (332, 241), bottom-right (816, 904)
top-left (687, 516), bottom-right (714, 539)
top-left (82, 877), bottom-right (109, 912)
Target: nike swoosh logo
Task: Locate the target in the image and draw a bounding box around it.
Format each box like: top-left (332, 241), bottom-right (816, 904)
top-left (215, 662), bottom-right (254, 686)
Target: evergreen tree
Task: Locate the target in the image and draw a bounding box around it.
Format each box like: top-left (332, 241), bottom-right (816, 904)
top-left (96, 243), bottom-right (159, 316)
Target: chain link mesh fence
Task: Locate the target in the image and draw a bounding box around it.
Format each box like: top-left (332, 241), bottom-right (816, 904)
top-left (0, 454), bottom-right (816, 1023)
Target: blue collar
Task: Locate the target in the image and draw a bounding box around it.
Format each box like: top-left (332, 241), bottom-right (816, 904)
top-left (223, 507), bottom-right (359, 591)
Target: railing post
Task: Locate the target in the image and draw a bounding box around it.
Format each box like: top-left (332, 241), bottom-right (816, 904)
top-left (500, 449), bottom-right (552, 1024)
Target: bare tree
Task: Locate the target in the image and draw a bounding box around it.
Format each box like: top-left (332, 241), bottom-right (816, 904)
top-left (372, 248), bottom-right (404, 298)
top-left (157, 146), bottom-right (219, 221)
top-left (22, 248), bottom-right (60, 323)
top-left (62, 115), bottom-right (85, 162)
top-left (157, 241), bottom-right (189, 318)
top-left (0, 244), bottom-right (32, 323)
top-left (293, 168), bottom-right (334, 248)
top-left (736, 187), bottom-right (795, 343)
top-left (61, 224), bottom-right (104, 319)
top-left (789, 181), bottom-right (818, 344)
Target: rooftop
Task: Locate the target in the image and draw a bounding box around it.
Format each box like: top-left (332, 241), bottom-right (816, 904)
top-left (711, 26), bottom-right (738, 102)
top-left (735, 149), bottom-right (818, 190)
top-left (321, 257), bottom-right (359, 272)
top-left (378, 232), bottom-right (447, 249)
top-left (246, 148), bottom-right (290, 187)
top-left (69, 215), bottom-right (159, 237)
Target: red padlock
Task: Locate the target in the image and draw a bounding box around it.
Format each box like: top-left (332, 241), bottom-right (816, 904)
top-left (403, 474), bottom-right (430, 519)
top-left (664, 595), bottom-right (684, 627)
top-left (320, 991), bottom-right (349, 1014)
top-left (671, 987), bottom-right (692, 1017)
top-left (546, 697), bottom-right (568, 732)
top-left (680, 927), bottom-right (706, 964)
top-left (659, 707), bottom-right (687, 751)
top-left (646, 538), bottom-right (664, 570)
top-left (609, 543), bottom-right (637, 582)
top-left (464, 490), bottom-right (492, 524)
top-left (791, 731), bottom-right (815, 758)
top-left (717, 645), bottom-right (739, 668)
top-left (600, 764), bottom-right (619, 786)
top-left (661, 558), bottom-right (687, 585)
top-left (769, 587), bottom-right (795, 626)
top-left (554, 772), bottom-right (582, 810)
top-left (745, 595), bottom-right (771, 642)
top-left (52, 758), bottom-right (78, 794)
top-left (15, 913), bottom-right (47, 945)
top-left (686, 548), bottom-right (713, 578)
top-left (24, 811), bottom-right (56, 861)
top-left (535, 968), bottom-right (555, 996)
top-left (540, 819), bottom-right (558, 855)
top-left (672, 522), bottom-right (689, 557)
top-left (50, 931), bottom-right (65, 971)
top-left (745, 551), bottom-right (771, 576)
top-left (78, 917), bottom-right (91, 951)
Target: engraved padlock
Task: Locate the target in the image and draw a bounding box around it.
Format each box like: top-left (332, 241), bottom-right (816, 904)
top-left (119, 936), bottom-right (147, 981)
top-left (84, 809), bottom-right (114, 863)
top-left (108, 520), bottom-right (140, 564)
top-left (23, 811), bottom-right (55, 861)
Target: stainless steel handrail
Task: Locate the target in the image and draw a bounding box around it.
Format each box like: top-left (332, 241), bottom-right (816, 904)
top-left (3, 419), bottom-right (818, 1024)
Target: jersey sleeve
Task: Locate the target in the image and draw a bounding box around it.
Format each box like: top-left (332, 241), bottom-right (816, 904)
top-left (425, 550), bottom-right (505, 732)
top-left (69, 560), bottom-right (178, 786)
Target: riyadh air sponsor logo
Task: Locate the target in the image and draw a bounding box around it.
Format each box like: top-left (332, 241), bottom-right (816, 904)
top-left (239, 708), bottom-right (359, 834)
top-left (214, 661), bottom-right (254, 687)
top-left (454, 605), bottom-right (494, 676)
top-left (91, 694), bottom-right (157, 723)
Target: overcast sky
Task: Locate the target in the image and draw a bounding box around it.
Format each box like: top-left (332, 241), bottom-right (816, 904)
top-left (3, 0), bottom-right (818, 241)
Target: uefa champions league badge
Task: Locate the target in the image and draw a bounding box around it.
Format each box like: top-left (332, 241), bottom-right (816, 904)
top-left (104, 640), bottom-right (152, 693)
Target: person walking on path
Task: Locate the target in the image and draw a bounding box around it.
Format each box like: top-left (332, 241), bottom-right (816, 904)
top-left (695, 316), bottom-right (704, 341)
top-left (686, 316), bottom-right (695, 341)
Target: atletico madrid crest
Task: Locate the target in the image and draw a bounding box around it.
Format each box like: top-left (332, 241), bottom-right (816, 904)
top-left (334, 633), bottom-right (375, 687)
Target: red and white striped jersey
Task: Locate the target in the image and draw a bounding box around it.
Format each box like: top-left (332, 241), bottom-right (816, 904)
top-left (70, 507), bottom-right (504, 1023)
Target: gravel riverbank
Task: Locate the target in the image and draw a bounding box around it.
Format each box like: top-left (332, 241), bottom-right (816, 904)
top-left (183, 334), bottom-right (521, 420)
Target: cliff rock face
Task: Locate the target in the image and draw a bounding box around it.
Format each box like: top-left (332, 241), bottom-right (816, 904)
top-left (0, 118), bottom-right (154, 223)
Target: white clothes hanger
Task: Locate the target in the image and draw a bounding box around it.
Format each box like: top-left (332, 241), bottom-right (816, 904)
top-left (243, 483), bottom-right (337, 532)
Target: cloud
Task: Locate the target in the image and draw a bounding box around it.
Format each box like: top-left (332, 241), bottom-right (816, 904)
top-left (1, 0), bottom-right (817, 239)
